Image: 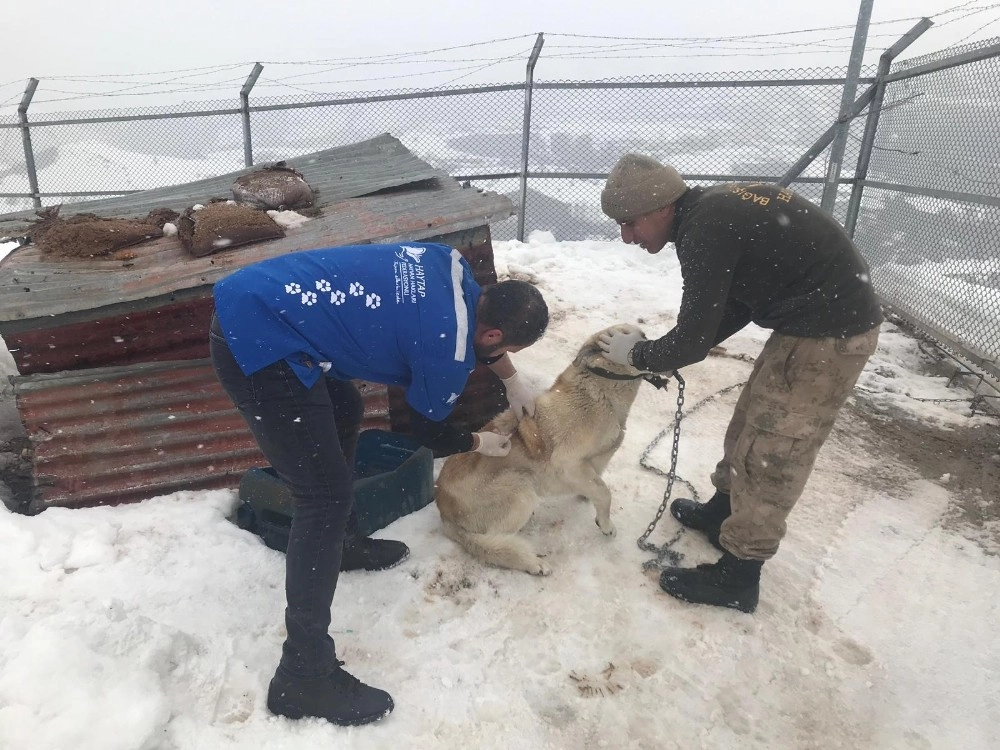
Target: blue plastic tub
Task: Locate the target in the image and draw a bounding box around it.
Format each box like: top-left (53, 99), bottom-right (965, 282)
top-left (235, 429), bottom-right (433, 552)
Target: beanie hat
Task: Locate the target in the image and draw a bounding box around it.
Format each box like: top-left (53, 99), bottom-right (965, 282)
top-left (600, 154), bottom-right (687, 222)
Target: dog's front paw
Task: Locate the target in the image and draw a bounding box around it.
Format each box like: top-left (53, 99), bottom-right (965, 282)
top-left (596, 518), bottom-right (617, 537)
top-left (529, 557), bottom-right (552, 576)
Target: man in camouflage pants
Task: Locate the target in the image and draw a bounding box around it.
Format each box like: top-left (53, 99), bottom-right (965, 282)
top-left (597, 154), bottom-right (883, 613)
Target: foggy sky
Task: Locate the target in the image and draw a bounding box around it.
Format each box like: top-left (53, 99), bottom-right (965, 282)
top-left (3, 0), bottom-right (998, 112)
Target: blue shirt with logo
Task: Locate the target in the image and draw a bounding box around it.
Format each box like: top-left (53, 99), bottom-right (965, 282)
top-left (213, 242), bottom-right (482, 421)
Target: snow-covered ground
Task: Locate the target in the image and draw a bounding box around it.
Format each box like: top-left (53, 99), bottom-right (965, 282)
top-left (1, 236), bottom-right (998, 750)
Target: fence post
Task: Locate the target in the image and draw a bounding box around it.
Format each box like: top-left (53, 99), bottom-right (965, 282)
top-left (17, 78), bottom-right (41, 209)
top-left (517, 33), bottom-right (545, 242)
top-left (843, 17), bottom-right (933, 237)
top-left (241, 63), bottom-right (264, 168)
top-left (780, 19), bottom-right (931, 190)
top-left (820, 0), bottom-right (874, 214)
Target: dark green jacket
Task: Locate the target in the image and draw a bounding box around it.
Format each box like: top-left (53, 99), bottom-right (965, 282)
top-left (631, 183), bottom-right (884, 373)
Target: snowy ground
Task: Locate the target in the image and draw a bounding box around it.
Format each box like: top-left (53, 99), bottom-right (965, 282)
top-left (1, 237), bottom-right (998, 750)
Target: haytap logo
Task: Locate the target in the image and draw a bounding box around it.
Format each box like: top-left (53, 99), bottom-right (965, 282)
top-left (365, 293), bottom-right (381, 309)
top-left (396, 245), bottom-right (426, 264)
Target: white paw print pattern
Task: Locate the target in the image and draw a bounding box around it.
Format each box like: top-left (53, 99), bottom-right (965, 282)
top-left (301, 291), bottom-right (318, 305)
top-left (316, 279), bottom-right (332, 293)
top-left (285, 282), bottom-right (301, 295)
top-left (330, 290), bottom-right (346, 305)
top-left (365, 293), bottom-right (381, 309)
top-left (349, 282), bottom-right (365, 297)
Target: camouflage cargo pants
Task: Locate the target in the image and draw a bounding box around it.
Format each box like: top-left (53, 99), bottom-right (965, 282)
top-left (712, 326), bottom-right (880, 560)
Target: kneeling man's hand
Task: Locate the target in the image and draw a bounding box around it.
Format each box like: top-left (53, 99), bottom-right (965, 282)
top-left (501, 372), bottom-right (535, 418)
top-left (473, 431), bottom-right (512, 457)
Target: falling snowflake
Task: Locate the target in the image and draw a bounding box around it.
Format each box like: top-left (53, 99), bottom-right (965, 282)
top-left (349, 282), bottom-right (365, 296)
top-left (301, 291), bottom-right (318, 305)
top-left (285, 282), bottom-right (301, 295)
top-left (330, 290), bottom-right (346, 305)
top-left (316, 279), bottom-right (332, 292)
top-left (365, 293), bottom-right (381, 309)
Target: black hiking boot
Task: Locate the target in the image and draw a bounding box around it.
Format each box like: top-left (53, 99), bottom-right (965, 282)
top-left (659, 551), bottom-right (763, 613)
top-left (670, 491), bottom-right (731, 551)
top-left (267, 661), bottom-right (394, 726)
top-left (340, 537), bottom-right (410, 572)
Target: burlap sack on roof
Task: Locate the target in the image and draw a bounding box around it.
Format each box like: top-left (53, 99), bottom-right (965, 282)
top-left (176, 200), bottom-right (285, 258)
top-left (28, 206), bottom-right (177, 259)
top-left (231, 162), bottom-right (315, 210)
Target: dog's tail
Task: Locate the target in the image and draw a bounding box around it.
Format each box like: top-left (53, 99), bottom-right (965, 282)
top-left (441, 519), bottom-right (546, 575)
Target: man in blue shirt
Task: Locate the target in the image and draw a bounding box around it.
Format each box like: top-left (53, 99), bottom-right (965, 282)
top-left (210, 242), bottom-right (548, 726)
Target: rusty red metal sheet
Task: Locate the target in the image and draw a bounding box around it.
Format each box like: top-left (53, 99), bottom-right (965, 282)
top-left (13, 360), bottom-right (394, 512)
top-left (1, 136), bottom-right (508, 512)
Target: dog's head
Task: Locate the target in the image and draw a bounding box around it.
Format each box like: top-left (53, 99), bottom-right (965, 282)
top-left (573, 323), bottom-right (647, 376)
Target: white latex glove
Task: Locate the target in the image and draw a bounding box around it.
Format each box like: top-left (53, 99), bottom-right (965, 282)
top-left (597, 327), bottom-right (645, 367)
top-left (473, 431), bottom-right (512, 457)
top-left (501, 372), bottom-right (535, 418)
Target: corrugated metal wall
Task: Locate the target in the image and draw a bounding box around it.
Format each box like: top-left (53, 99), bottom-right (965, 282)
top-left (1, 136), bottom-right (513, 512)
top-left (13, 359), bottom-right (394, 512)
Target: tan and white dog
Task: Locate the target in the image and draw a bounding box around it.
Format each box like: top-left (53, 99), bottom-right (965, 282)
top-left (435, 324), bottom-right (648, 575)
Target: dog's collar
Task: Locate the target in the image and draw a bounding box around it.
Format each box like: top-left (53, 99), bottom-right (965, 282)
top-left (586, 365), bottom-right (670, 390)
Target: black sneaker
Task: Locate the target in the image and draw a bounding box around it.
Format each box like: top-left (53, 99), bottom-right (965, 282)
top-left (267, 661), bottom-right (394, 726)
top-left (670, 491), bottom-right (731, 551)
top-left (659, 551), bottom-right (763, 613)
top-left (341, 537), bottom-right (410, 572)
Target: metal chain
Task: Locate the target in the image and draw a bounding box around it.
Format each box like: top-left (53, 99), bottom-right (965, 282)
top-left (636, 377), bottom-right (748, 571)
top-left (855, 385), bottom-right (999, 418)
top-left (636, 373), bottom-right (685, 566)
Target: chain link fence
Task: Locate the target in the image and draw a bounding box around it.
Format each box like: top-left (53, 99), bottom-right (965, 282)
top-left (852, 37), bottom-right (1000, 380)
top-left (1, 48), bottom-right (998, 380)
top-left (0, 113), bottom-right (30, 213)
top-left (0, 67), bottom-right (871, 234)
top-left (509, 70), bottom-right (869, 241)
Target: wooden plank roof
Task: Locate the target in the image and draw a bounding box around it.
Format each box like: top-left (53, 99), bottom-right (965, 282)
top-left (0, 134), bottom-right (513, 328)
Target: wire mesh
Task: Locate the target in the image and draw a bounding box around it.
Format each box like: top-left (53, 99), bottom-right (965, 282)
top-left (525, 69), bottom-right (869, 240)
top-left (856, 188), bottom-right (1000, 365)
top-left (853, 44), bottom-right (1000, 374)
top-left (0, 113), bottom-right (31, 214)
top-left (867, 63), bottom-right (1000, 195)
top-left (249, 87), bottom-right (525, 175)
top-left (896, 35), bottom-right (1000, 70)
top-left (24, 105), bottom-right (244, 204)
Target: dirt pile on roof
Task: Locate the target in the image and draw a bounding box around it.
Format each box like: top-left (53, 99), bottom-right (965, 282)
top-left (27, 206), bottom-right (179, 259)
top-left (177, 201), bottom-right (284, 258)
top-left (231, 162), bottom-right (315, 210)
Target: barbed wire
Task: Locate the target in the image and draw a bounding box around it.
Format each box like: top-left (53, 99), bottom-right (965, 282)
top-left (948, 10), bottom-right (1000, 43)
top-left (254, 52), bottom-right (534, 94)
top-left (933, 1), bottom-right (1000, 27)
top-left (7, 6), bottom-right (1000, 109)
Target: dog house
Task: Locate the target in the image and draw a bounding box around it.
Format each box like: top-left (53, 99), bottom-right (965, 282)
top-left (0, 134), bottom-right (515, 513)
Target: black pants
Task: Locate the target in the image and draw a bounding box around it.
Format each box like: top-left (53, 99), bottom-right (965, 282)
top-left (210, 320), bottom-right (364, 678)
